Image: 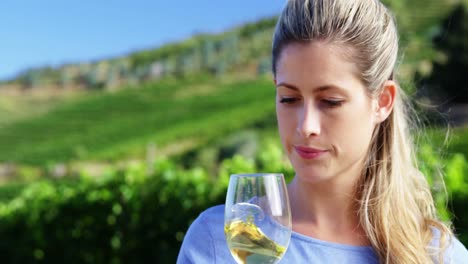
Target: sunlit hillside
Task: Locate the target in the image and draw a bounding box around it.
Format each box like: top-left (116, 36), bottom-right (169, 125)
top-left (0, 0), bottom-right (465, 168)
top-left (0, 76), bottom-right (277, 165)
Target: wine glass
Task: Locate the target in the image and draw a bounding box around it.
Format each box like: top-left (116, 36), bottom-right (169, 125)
top-left (224, 173), bottom-right (292, 264)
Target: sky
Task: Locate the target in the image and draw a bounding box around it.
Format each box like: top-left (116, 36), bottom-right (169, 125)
top-left (0, 0), bottom-right (286, 81)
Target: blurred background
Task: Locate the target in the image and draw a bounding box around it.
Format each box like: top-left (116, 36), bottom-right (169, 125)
top-left (0, 0), bottom-right (466, 263)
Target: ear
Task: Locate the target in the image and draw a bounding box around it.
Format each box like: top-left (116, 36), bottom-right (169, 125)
top-left (374, 80), bottom-right (396, 124)
top-left (273, 77), bottom-right (277, 86)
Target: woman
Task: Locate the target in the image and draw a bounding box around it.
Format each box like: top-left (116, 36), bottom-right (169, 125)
top-left (177, 0), bottom-right (468, 263)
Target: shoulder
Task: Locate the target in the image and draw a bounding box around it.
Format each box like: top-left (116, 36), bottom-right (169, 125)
top-left (189, 205), bottom-right (225, 234)
top-left (181, 204), bottom-right (225, 242)
top-left (183, 204), bottom-right (224, 233)
top-left (177, 205), bottom-right (233, 264)
top-left (447, 236), bottom-right (468, 263)
top-left (198, 204), bottom-right (225, 222)
top-left (430, 227), bottom-right (468, 263)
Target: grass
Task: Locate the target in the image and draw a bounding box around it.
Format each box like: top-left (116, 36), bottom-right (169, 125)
top-left (423, 126), bottom-right (468, 157)
top-left (0, 76), bottom-right (276, 165)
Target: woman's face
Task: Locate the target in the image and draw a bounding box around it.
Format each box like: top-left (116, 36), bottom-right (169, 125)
top-left (275, 41), bottom-right (379, 185)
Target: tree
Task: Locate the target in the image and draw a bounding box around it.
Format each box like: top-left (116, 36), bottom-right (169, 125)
top-left (420, 4), bottom-right (468, 104)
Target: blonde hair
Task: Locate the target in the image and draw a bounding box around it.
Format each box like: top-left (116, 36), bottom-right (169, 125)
top-left (272, 0), bottom-right (452, 263)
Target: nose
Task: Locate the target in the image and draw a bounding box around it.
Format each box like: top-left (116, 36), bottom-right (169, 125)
top-left (296, 102), bottom-right (320, 137)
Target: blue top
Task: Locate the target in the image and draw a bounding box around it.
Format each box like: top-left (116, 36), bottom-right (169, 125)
top-left (177, 205), bottom-right (468, 263)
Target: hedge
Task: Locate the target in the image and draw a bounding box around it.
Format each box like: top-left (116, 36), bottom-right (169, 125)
top-left (0, 142), bottom-right (466, 263)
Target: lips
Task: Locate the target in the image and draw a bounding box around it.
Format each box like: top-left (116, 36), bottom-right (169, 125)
top-left (294, 146), bottom-right (328, 159)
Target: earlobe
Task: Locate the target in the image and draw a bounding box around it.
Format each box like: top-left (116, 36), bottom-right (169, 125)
top-left (375, 80), bottom-right (397, 123)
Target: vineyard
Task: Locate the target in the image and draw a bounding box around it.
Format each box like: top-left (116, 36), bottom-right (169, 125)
top-left (0, 0), bottom-right (467, 263)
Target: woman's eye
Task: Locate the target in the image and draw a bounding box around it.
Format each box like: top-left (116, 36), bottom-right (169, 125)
top-left (279, 97), bottom-right (298, 104)
top-left (323, 99), bottom-right (344, 107)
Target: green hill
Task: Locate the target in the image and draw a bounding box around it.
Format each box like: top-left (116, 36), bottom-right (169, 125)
top-left (0, 76), bottom-right (276, 165)
top-left (0, 1), bottom-right (465, 166)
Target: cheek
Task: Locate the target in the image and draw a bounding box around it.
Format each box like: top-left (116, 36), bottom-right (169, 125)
top-left (331, 105), bottom-right (375, 151)
top-left (276, 107), bottom-right (295, 140)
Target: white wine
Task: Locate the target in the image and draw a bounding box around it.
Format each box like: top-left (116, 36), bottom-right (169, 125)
top-left (225, 219), bottom-right (286, 264)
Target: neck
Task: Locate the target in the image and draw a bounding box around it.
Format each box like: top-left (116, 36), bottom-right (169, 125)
top-left (288, 176), bottom-right (369, 246)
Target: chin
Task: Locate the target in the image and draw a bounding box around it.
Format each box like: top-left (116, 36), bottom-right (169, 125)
top-left (293, 164), bottom-right (330, 184)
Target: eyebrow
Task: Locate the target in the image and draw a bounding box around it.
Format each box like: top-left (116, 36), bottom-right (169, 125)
top-left (276, 82), bottom-right (349, 95)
